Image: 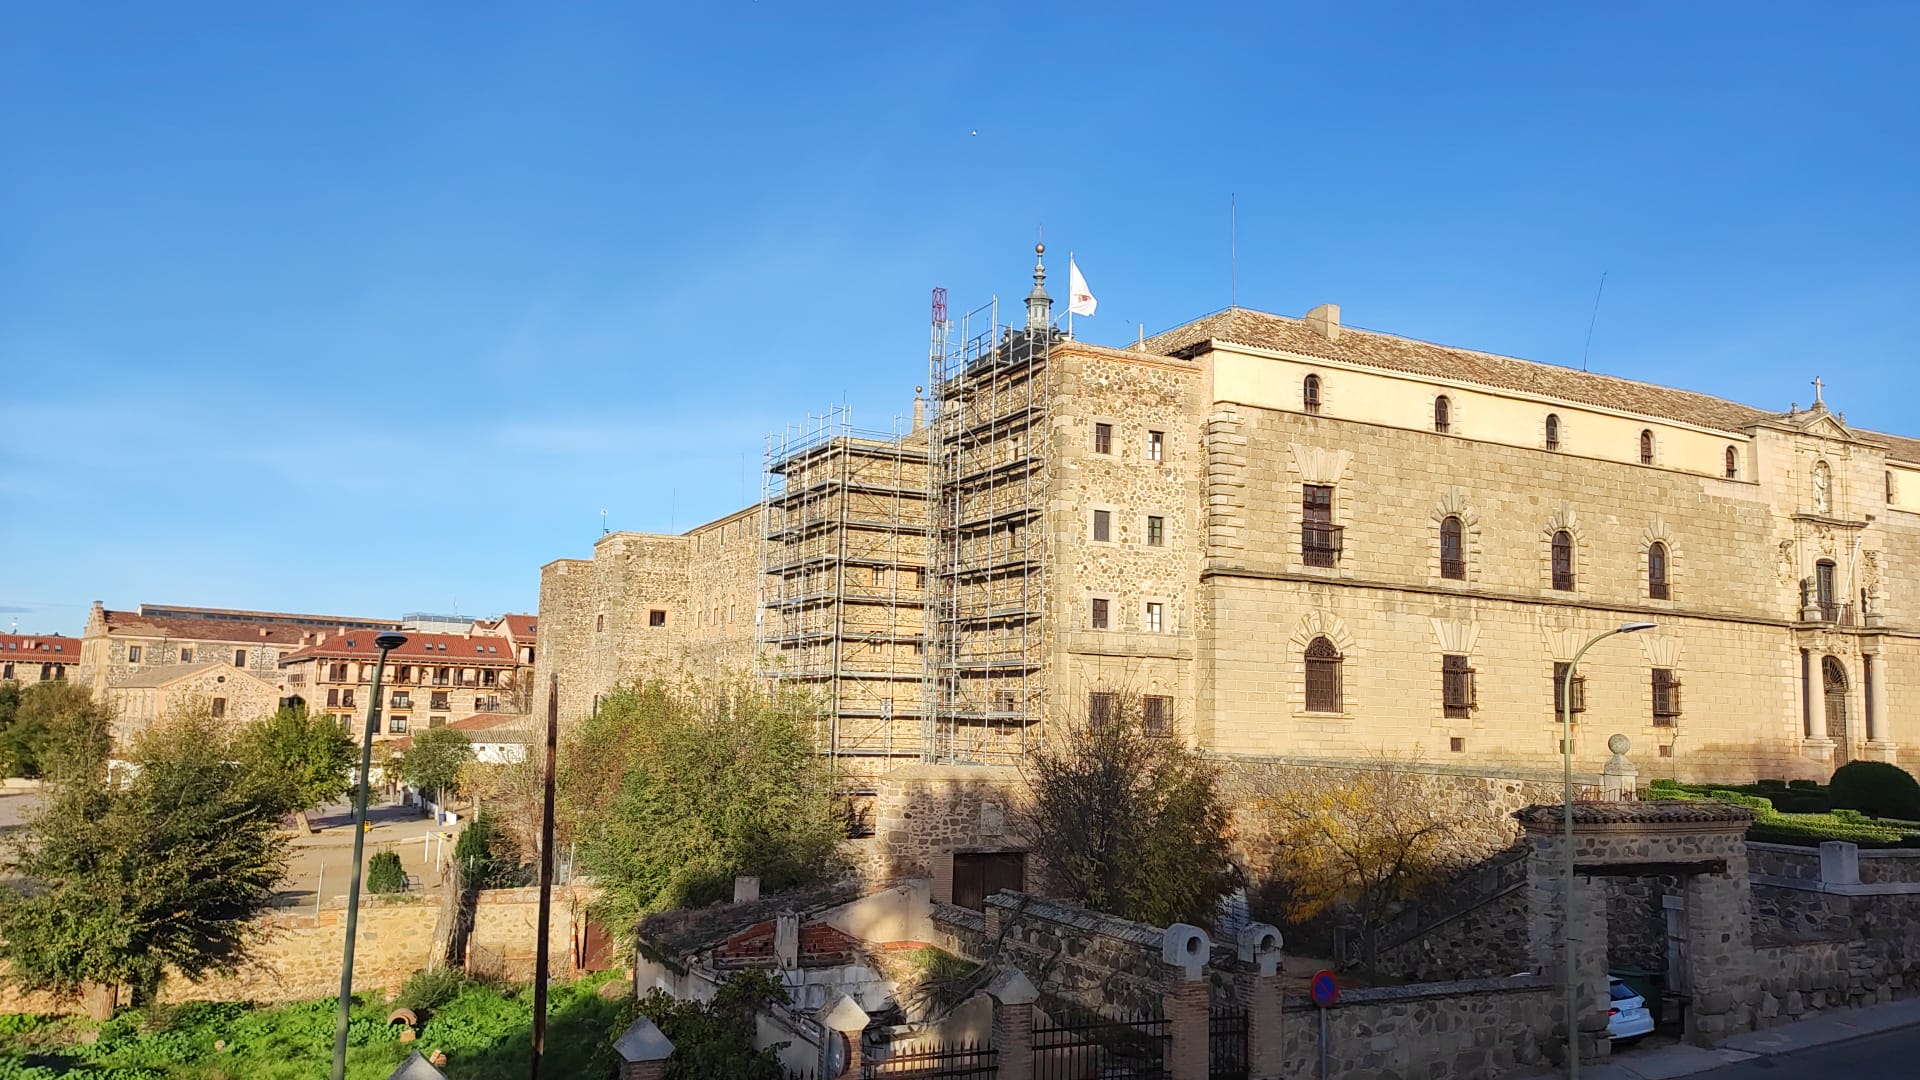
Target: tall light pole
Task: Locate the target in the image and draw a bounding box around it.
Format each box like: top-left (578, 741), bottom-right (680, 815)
top-left (1561, 621), bottom-right (1654, 1078)
top-left (333, 631), bottom-right (407, 1080)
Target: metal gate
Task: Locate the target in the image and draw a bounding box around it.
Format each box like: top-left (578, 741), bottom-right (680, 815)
top-left (1208, 1008), bottom-right (1249, 1079)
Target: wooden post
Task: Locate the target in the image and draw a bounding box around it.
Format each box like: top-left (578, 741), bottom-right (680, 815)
top-left (529, 675), bottom-right (560, 1078)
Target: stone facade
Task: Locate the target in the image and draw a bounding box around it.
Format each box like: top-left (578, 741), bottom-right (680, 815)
top-left (103, 661), bottom-right (285, 742)
top-left (862, 764), bottom-right (1026, 887)
top-left (1277, 977), bottom-right (1558, 1080)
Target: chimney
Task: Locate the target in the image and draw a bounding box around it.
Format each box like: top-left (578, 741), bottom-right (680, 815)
top-left (734, 875), bottom-right (760, 903)
top-left (1304, 303), bottom-right (1342, 342)
top-left (774, 911), bottom-right (800, 970)
top-left (912, 388), bottom-right (925, 433)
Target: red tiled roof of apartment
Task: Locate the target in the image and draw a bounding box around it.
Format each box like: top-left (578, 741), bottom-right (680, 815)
top-left (0, 634), bottom-right (79, 656)
top-left (277, 631), bottom-right (522, 665)
top-left (1143, 307), bottom-right (1920, 459)
top-left (100, 609), bottom-right (320, 647)
top-left (500, 614), bottom-right (536, 642)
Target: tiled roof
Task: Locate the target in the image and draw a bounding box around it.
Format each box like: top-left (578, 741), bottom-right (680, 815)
top-left (1514, 800), bottom-right (1755, 826)
top-left (500, 614), bottom-right (536, 643)
top-left (638, 882), bottom-right (864, 958)
top-left (110, 661), bottom-right (228, 689)
top-left (278, 631), bottom-right (521, 666)
top-left (1143, 307), bottom-right (1920, 456)
top-left (0, 634), bottom-right (79, 657)
top-left (448, 712), bottom-right (529, 738)
top-left (100, 609), bottom-right (317, 647)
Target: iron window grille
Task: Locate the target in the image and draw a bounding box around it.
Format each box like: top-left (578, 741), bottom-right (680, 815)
top-left (1551, 530), bottom-right (1575, 590)
top-left (1640, 429), bottom-right (1654, 465)
top-left (1440, 515), bottom-right (1466, 579)
top-left (1305, 636), bottom-right (1343, 713)
top-left (1653, 668), bottom-right (1682, 724)
top-left (1726, 446), bottom-right (1739, 479)
top-left (1088, 691), bottom-right (1117, 729)
top-left (1649, 542), bottom-right (1670, 599)
top-left (1546, 414), bottom-right (1561, 450)
top-left (1443, 654), bottom-right (1476, 718)
top-left (1553, 662), bottom-right (1587, 717)
top-left (1143, 695), bottom-right (1172, 737)
top-left (1303, 374), bottom-right (1322, 414)
top-left (1302, 484), bottom-right (1339, 567)
top-left (1434, 395), bottom-right (1451, 433)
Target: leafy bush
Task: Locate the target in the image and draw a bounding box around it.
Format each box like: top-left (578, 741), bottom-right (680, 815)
top-left (1789, 779), bottom-right (1821, 790)
top-left (1832, 808), bottom-right (1869, 825)
top-left (1707, 790), bottom-right (1774, 814)
top-left (1829, 761), bottom-right (1920, 821)
top-left (395, 968), bottom-right (469, 1014)
top-left (365, 851), bottom-right (406, 895)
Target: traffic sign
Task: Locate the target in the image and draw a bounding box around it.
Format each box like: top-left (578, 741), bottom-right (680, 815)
top-left (1310, 969), bottom-right (1339, 1008)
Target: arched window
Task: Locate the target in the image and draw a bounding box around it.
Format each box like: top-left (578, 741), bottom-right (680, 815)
top-left (1440, 515), bottom-right (1466, 579)
top-left (1551, 530), bottom-right (1575, 591)
top-left (1649, 541), bottom-right (1670, 600)
top-left (1725, 446), bottom-right (1738, 479)
top-left (1305, 636), bottom-right (1343, 713)
top-left (1434, 395), bottom-right (1451, 434)
top-left (1545, 414), bottom-right (1561, 451)
top-left (1639, 429), bottom-right (1654, 465)
top-left (1303, 374), bottom-right (1322, 415)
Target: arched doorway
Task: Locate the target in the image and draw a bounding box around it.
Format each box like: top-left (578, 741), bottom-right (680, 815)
top-left (1823, 657), bottom-right (1850, 765)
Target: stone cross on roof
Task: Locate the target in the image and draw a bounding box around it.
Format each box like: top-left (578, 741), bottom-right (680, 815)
top-left (1813, 376), bottom-right (1824, 405)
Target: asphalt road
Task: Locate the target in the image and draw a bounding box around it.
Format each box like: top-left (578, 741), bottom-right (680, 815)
top-left (1691, 1023), bottom-right (1920, 1076)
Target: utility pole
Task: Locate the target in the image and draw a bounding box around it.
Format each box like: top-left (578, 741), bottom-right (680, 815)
top-left (528, 675), bottom-right (561, 1079)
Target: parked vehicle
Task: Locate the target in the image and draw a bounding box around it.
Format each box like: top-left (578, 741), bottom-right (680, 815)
top-left (1608, 976), bottom-right (1655, 1040)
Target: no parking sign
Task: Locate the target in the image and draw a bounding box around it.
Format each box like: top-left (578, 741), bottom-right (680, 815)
top-left (1310, 969), bottom-right (1340, 1008)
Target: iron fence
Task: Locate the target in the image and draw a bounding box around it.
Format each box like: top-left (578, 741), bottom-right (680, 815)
top-left (1208, 1008), bottom-right (1248, 1080)
top-left (864, 1039), bottom-right (999, 1079)
top-left (1034, 1011), bottom-right (1168, 1080)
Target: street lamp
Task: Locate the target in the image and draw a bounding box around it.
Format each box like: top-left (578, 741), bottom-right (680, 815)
top-left (333, 631), bottom-right (407, 1080)
top-left (1561, 621), bottom-right (1654, 1079)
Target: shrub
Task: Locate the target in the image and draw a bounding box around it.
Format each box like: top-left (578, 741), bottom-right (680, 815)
top-left (366, 851), bottom-right (407, 894)
top-left (1707, 790), bottom-right (1773, 814)
top-left (1789, 779), bottom-right (1820, 790)
top-left (1832, 808), bottom-right (1869, 825)
top-left (1829, 761), bottom-right (1920, 821)
top-left (396, 968), bottom-right (469, 1015)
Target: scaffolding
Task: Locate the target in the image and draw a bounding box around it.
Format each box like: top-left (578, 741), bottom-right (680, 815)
top-left (757, 405), bottom-right (929, 781)
top-left (924, 292), bottom-right (1055, 763)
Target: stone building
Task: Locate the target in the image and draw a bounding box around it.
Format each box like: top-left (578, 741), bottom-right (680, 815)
top-left (277, 629), bottom-right (524, 743)
top-left (536, 248), bottom-right (1919, 785)
top-left (77, 602), bottom-right (397, 692)
top-left (102, 661), bottom-right (285, 743)
top-left (0, 632), bottom-right (82, 684)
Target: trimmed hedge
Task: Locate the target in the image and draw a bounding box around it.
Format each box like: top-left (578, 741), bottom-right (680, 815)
top-left (1829, 761), bottom-right (1920, 822)
top-left (1647, 777), bottom-right (1920, 848)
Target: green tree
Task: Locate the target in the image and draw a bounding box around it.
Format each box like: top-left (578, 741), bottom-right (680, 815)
top-left (568, 679), bottom-right (846, 934)
top-left (0, 708), bottom-right (288, 1015)
top-left (625, 968), bottom-right (790, 1080)
top-left (0, 680), bottom-right (112, 780)
top-left (1830, 760), bottom-right (1920, 821)
top-left (399, 725), bottom-right (474, 808)
top-left (1017, 690), bottom-right (1240, 928)
top-left (240, 703), bottom-right (356, 832)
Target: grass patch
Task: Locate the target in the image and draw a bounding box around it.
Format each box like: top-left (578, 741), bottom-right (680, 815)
top-left (0, 970), bottom-right (626, 1079)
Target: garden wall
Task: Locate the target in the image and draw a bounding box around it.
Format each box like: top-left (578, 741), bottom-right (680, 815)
top-left (1278, 976), bottom-right (1557, 1080)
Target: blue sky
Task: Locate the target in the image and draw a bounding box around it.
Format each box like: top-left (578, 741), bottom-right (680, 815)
top-left (3, 3), bottom-right (1916, 635)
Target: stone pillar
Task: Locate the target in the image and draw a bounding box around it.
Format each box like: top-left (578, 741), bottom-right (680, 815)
top-left (1683, 855), bottom-right (1757, 1045)
top-left (1525, 843), bottom-right (1610, 1064)
top-left (817, 992), bottom-right (869, 1079)
top-left (1234, 923), bottom-right (1285, 1080)
top-left (1864, 649), bottom-right (1893, 755)
top-left (1819, 841), bottom-right (1860, 886)
top-left (986, 968), bottom-right (1038, 1080)
top-left (1161, 923), bottom-right (1214, 1080)
top-left (613, 1016), bottom-right (674, 1080)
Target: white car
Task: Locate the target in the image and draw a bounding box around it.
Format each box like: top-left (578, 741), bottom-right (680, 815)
top-left (1608, 977), bottom-right (1656, 1040)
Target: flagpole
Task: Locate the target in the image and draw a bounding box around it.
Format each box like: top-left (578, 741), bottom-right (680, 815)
top-left (1067, 250), bottom-right (1074, 341)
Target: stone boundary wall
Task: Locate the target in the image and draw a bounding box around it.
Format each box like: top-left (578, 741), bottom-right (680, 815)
top-left (463, 885), bottom-right (594, 980)
top-left (1278, 975), bottom-right (1557, 1080)
top-left (1753, 941), bottom-right (1857, 1026)
top-left (1373, 884), bottom-right (1529, 983)
top-left (1858, 850), bottom-right (1920, 885)
top-left (0, 899), bottom-right (439, 1014)
top-left (931, 893), bottom-right (1170, 1016)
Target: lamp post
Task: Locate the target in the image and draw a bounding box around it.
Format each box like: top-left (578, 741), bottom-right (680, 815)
top-left (1560, 621), bottom-right (1654, 1078)
top-left (332, 631), bottom-right (407, 1080)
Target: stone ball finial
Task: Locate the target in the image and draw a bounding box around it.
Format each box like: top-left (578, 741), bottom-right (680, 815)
top-left (1608, 733), bottom-right (1631, 755)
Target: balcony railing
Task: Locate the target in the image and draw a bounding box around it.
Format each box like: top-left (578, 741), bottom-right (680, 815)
top-left (1806, 601), bottom-right (1855, 626)
top-left (1301, 523), bottom-right (1344, 568)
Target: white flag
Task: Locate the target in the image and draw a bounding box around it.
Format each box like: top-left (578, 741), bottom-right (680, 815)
top-left (1068, 256), bottom-right (1097, 317)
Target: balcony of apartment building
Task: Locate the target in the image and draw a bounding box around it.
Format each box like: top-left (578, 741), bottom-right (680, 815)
top-left (1798, 560), bottom-right (1872, 628)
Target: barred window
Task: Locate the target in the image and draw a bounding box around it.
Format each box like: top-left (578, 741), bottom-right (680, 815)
top-left (1726, 446), bottom-right (1739, 479)
top-left (1551, 530), bottom-right (1575, 590)
top-left (1649, 541), bottom-right (1670, 600)
top-left (1440, 515), bottom-right (1465, 580)
top-left (1443, 654), bottom-right (1476, 718)
top-left (1143, 695), bottom-right (1172, 737)
top-left (1639, 429), bottom-right (1654, 465)
top-left (1545, 414), bottom-right (1561, 450)
top-left (1303, 374), bottom-right (1322, 414)
top-left (1434, 395), bottom-right (1451, 434)
top-left (1305, 636), bottom-right (1343, 713)
top-left (1653, 668), bottom-right (1682, 723)
top-left (1302, 485), bottom-right (1340, 567)
top-left (1088, 691), bottom-right (1117, 729)
top-left (1091, 598), bottom-right (1109, 630)
top-left (1553, 662), bottom-right (1587, 717)
top-left (1093, 422), bottom-right (1113, 454)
